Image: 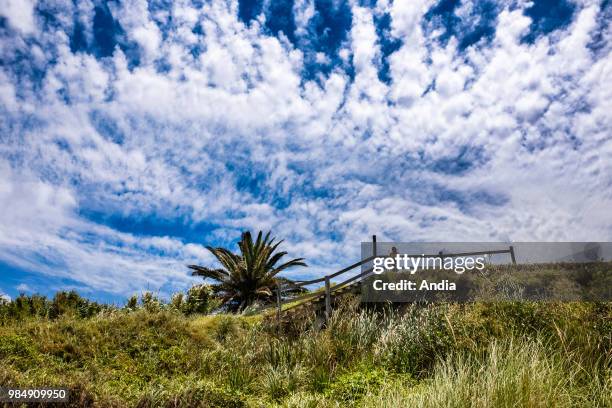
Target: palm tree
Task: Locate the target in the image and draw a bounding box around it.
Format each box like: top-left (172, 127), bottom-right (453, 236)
top-left (188, 231), bottom-right (307, 312)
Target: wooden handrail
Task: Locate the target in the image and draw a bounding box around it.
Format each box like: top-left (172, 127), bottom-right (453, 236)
top-left (281, 290), bottom-right (324, 305)
top-left (273, 242), bottom-right (517, 320)
top-left (280, 267), bottom-right (375, 313)
top-left (292, 255), bottom-right (377, 286)
top-left (284, 248), bottom-right (513, 290)
top-left (328, 266), bottom-right (373, 292)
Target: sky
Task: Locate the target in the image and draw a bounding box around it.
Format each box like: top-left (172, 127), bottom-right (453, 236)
top-left (0, 0), bottom-right (610, 303)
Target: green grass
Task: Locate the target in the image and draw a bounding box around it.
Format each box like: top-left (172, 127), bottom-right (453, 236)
top-left (0, 297), bottom-right (610, 407)
top-left (361, 338), bottom-right (611, 407)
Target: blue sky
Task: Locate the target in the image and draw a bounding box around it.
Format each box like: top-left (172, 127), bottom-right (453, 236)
top-left (0, 0), bottom-right (610, 303)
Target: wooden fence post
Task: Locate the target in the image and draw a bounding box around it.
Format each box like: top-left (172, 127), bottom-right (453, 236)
top-left (325, 275), bottom-right (331, 322)
top-left (276, 282), bottom-right (282, 325)
top-left (509, 245), bottom-right (517, 265)
top-left (372, 235), bottom-right (377, 258)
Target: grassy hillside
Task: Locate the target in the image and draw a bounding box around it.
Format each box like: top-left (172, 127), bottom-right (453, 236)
top-left (0, 295), bottom-right (610, 407)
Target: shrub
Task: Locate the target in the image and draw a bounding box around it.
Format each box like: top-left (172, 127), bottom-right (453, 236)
top-left (136, 380), bottom-right (246, 408)
top-left (50, 291), bottom-right (104, 319)
top-left (182, 285), bottom-right (219, 315)
top-left (325, 367), bottom-right (385, 403)
top-left (0, 334), bottom-right (36, 360)
top-left (126, 294), bottom-right (138, 310)
top-left (0, 291), bottom-right (106, 324)
top-left (171, 292), bottom-right (185, 311)
top-left (140, 291), bottom-right (162, 312)
top-left (372, 306), bottom-right (454, 375)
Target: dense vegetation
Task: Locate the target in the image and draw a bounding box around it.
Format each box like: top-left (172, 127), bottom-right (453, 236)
top-left (0, 291), bottom-right (609, 407)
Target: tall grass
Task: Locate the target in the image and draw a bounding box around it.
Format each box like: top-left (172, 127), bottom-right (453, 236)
top-left (362, 338), bottom-right (611, 407)
top-left (0, 296), bottom-right (609, 407)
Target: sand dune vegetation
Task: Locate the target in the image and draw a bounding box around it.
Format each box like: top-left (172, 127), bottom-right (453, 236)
top-left (1, 290), bottom-right (609, 407)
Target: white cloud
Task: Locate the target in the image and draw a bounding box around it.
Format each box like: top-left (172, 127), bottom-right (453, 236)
top-left (0, 159), bottom-right (213, 296)
top-left (0, 0), bottom-right (37, 34)
top-left (294, 0), bottom-right (315, 37)
top-left (16, 283), bottom-right (31, 292)
top-left (132, 23), bottom-right (162, 62)
top-left (0, 1), bottom-right (610, 296)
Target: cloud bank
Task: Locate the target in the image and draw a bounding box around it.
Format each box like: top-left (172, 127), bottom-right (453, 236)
top-left (0, 0), bottom-right (610, 300)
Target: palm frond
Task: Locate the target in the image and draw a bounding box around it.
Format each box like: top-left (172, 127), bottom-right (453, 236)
top-left (188, 265), bottom-right (229, 281)
top-left (270, 258), bottom-right (307, 276)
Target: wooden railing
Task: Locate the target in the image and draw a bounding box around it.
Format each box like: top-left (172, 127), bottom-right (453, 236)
top-left (266, 236), bottom-right (517, 321)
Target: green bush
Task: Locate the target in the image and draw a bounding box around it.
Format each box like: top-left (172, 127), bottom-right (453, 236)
top-left (50, 290), bottom-right (105, 319)
top-left (325, 367), bottom-right (385, 403)
top-left (181, 285), bottom-right (220, 315)
top-left (0, 289), bottom-right (609, 407)
top-left (0, 291), bottom-right (106, 324)
top-left (140, 291), bottom-right (162, 312)
top-left (0, 334), bottom-right (36, 360)
top-left (126, 294), bottom-right (138, 310)
top-left (137, 380), bottom-right (246, 408)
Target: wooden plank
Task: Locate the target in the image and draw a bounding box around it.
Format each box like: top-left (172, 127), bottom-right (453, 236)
top-left (276, 283), bottom-right (281, 324)
top-left (325, 276), bottom-right (331, 321)
top-left (330, 267), bottom-right (374, 293)
top-left (282, 295), bottom-right (323, 313)
top-left (292, 255), bottom-right (377, 286)
top-left (281, 290), bottom-right (323, 305)
top-left (415, 249), bottom-right (512, 258)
